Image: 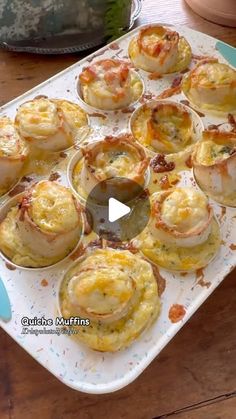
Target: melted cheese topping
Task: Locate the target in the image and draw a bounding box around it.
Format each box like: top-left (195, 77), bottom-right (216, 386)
top-left (139, 26), bottom-right (178, 55)
top-left (192, 132), bottom-right (236, 207)
top-left (53, 99), bottom-right (88, 132)
top-left (79, 59), bottom-right (143, 110)
top-left (91, 148), bottom-right (140, 178)
top-left (148, 104), bottom-right (192, 153)
top-left (172, 37), bottom-right (192, 73)
top-left (29, 182), bottom-right (79, 234)
top-left (60, 248), bottom-right (160, 352)
top-left (195, 140), bottom-right (235, 166)
top-left (182, 61), bottom-right (236, 112)
top-left (191, 62), bottom-right (235, 88)
top-left (0, 118), bottom-right (27, 158)
top-left (0, 206), bottom-right (76, 268)
top-left (132, 103), bottom-right (196, 154)
top-left (137, 218), bottom-right (220, 271)
top-left (129, 29), bottom-right (191, 74)
top-left (68, 268), bottom-right (134, 317)
top-left (161, 188), bottom-right (209, 233)
top-left (80, 60), bottom-right (130, 93)
top-left (16, 98), bottom-right (61, 138)
top-left (15, 98), bottom-right (88, 141)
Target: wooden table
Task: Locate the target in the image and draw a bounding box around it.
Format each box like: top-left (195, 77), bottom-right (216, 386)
top-left (0, 1), bottom-right (236, 418)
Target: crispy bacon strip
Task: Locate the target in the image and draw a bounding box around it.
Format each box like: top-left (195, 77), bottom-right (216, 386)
top-left (137, 26), bottom-right (179, 63)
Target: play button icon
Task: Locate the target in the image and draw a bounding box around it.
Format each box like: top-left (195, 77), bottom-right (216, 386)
top-left (85, 177), bottom-right (151, 242)
top-left (108, 198), bottom-right (130, 222)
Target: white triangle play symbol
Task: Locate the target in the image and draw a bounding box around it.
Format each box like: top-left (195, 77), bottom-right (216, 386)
top-left (108, 197), bottom-right (131, 222)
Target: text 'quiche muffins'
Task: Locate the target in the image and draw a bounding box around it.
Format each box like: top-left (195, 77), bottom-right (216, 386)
top-left (0, 181), bottom-right (84, 268)
top-left (131, 100), bottom-right (201, 154)
top-left (192, 130), bottom-right (236, 206)
top-left (78, 59), bottom-right (143, 110)
top-left (59, 247), bottom-right (161, 352)
top-left (15, 97), bottom-right (89, 152)
top-left (182, 59), bottom-right (236, 113)
top-left (0, 117), bottom-right (28, 197)
top-left (128, 25), bottom-right (191, 74)
top-left (136, 187), bottom-right (220, 271)
top-left (71, 134), bottom-right (149, 200)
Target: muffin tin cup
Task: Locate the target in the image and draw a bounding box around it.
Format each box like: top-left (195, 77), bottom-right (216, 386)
top-left (129, 98), bottom-right (204, 156)
top-left (0, 191), bottom-right (85, 271)
top-left (56, 245), bottom-right (161, 352)
top-left (193, 167), bottom-right (236, 209)
top-left (181, 77), bottom-right (235, 118)
top-left (138, 219), bottom-right (221, 273)
top-left (135, 190), bottom-right (221, 273)
top-left (15, 97), bottom-right (91, 153)
top-left (128, 23), bottom-right (192, 75)
top-left (67, 147), bottom-right (151, 205)
top-left (76, 69), bottom-right (145, 114)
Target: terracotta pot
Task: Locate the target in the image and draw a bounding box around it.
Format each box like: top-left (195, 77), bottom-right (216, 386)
top-left (185, 0), bottom-right (236, 27)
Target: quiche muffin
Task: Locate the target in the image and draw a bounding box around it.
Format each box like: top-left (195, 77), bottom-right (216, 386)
top-left (131, 101), bottom-right (199, 154)
top-left (129, 25), bottom-right (191, 73)
top-left (182, 60), bottom-right (236, 113)
top-left (15, 97), bottom-right (88, 152)
top-left (59, 247), bottom-right (161, 352)
top-left (192, 130), bottom-right (236, 206)
top-left (0, 117), bottom-right (28, 196)
top-left (72, 134), bottom-right (149, 199)
top-left (79, 59), bottom-right (143, 110)
top-left (136, 187), bottom-right (221, 271)
top-left (0, 181), bottom-right (83, 268)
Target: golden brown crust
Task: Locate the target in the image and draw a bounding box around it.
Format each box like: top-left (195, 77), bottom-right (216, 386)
top-left (18, 182), bottom-right (82, 239)
top-left (82, 133), bottom-right (149, 185)
top-left (152, 190), bottom-right (213, 240)
top-left (137, 26), bottom-right (179, 62)
top-left (192, 130), bottom-right (236, 170)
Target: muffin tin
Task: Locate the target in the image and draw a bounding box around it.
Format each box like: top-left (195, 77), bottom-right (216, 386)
top-left (0, 24), bottom-right (235, 394)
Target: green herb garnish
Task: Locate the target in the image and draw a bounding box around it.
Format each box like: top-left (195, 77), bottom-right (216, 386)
top-left (105, 0), bottom-right (131, 40)
top-left (219, 146), bottom-right (232, 154)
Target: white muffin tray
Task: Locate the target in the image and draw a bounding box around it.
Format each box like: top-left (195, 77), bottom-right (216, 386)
top-left (0, 24), bottom-right (235, 394)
